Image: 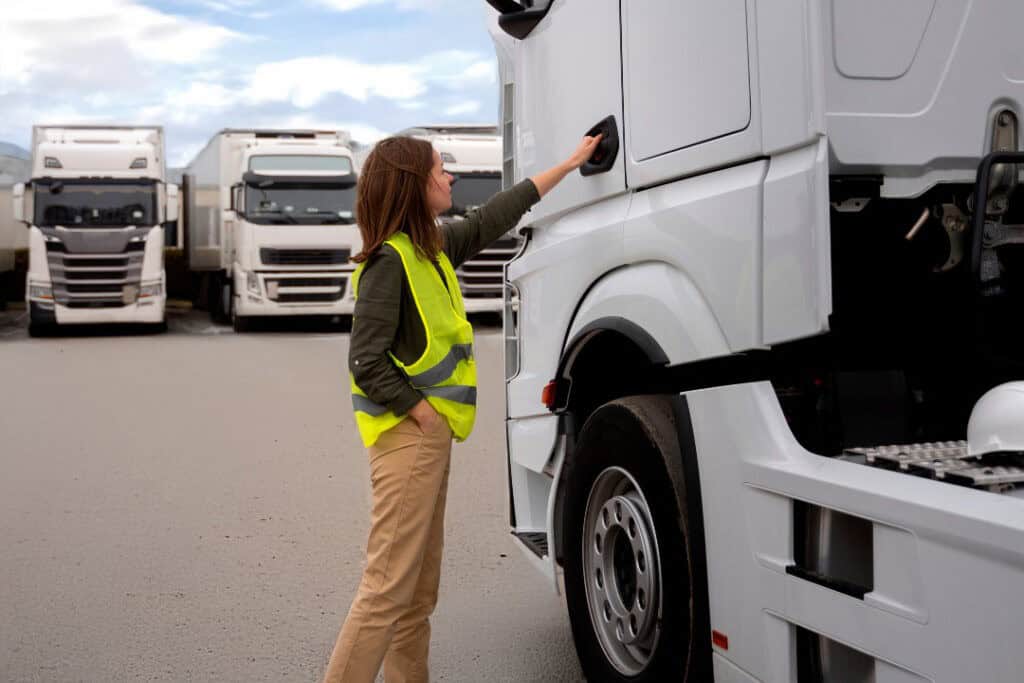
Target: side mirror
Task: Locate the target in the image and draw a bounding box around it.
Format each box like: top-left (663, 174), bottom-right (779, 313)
top-left (12, 182), bottom-right (26, 224)
top-left (485, 0), bottom-right (551, 40)
top-left (229, 183), bottom-right (244, 215)
top-left (165, 183), bottom-right (179, 224)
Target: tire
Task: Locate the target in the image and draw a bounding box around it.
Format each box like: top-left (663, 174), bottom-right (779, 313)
top-left (28, 323), bottom-right (53, 338)
top-left (232, 313), bottom-right (251, 333)
top-left (562, 396), bottom-right (709, 682)
top-left (209, 272), bottom-right (232, 325)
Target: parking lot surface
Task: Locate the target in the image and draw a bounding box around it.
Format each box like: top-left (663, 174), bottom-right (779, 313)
top-left (0, 310), bottom-right (583, 682)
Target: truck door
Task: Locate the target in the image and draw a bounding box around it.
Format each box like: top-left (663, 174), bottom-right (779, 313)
top-left (492, 0), bottom-right (626, 224)
top-left (621, 0), bottom-right (757, 189)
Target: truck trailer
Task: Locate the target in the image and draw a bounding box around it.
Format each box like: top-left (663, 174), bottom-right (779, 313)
top-left (488, 1), bottom-right (1024, 681)
top-left (1, 148), bottom-right (30, 307)
top-left (399, 124), bottom-right (521, 313)
top-left (184, 129), bottom-right (360, 331)
top-left (13, 126), bottom-right (175, 335)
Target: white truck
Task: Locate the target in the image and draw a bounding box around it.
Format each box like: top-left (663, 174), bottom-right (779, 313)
top-left (398, 124), bottom-right (520, 313)
top-left (184, 129), bottom-right (360, 331)
top-left (488, 2), bottom-right (1024, 681)
top-left (13, 126), bottom-right (175, 335)
top-left (1, 146), bottom-right (30, 307)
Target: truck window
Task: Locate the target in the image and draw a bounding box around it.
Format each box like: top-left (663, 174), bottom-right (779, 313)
top-left (33, 179), bottom-right (157, 228)
top-left (244, 182), bottom-right (356, 225)
top-left (445, 173), bottom-right (501, 219)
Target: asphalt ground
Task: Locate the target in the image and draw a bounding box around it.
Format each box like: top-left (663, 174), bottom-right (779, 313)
top-left (0, 307), bottom-right (584, 682)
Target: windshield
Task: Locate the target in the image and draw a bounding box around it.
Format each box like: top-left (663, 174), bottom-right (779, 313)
top-left (33, 179), bottom-right (157, 228)
top-left (445, 173), bottom-right (500, 218)
top-left (244, 183), bottom-right (356, 225)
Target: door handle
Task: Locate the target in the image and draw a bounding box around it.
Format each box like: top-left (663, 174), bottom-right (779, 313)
top-left (580, 116), bottom-right (620, 177)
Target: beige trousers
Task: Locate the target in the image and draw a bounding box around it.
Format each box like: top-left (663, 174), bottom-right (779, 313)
top-left (324, 416), bottom-right (453, 683)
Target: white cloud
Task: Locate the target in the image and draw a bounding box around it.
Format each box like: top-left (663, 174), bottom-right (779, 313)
top-left (139, 82), bottom-right (237, 125)
top-left (241, 50), bottom-right (495, 109)
top-left (0, 2), bottom-right (241, 78)
top-left (189, 0), bottom-right (276, 19)
top-left (313, 0), bottom-right (434, 11)
top-left (244, 57), bottom-right (426, 108)
top-left (444, 101), bottom-right (481, 116)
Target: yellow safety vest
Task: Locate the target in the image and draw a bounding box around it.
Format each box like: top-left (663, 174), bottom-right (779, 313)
top-left (350, 232), bottom-right (477, 447)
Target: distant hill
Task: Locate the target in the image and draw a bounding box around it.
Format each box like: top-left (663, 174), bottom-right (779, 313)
top-left (0, 142), bottom-right (29, 160)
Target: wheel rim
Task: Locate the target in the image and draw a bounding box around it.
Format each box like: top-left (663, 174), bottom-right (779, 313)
top-left (582, 466), bottom-right (662, 676)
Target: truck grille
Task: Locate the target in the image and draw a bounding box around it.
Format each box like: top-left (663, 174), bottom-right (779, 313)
top-left (260, 248), bottom-right (350, 266)
top-left (47, 246), bottom-right (144, 307)
top-left (456, 237), bottom-right (520, 298)
top-left (264, 273), bottom-right (347, 304)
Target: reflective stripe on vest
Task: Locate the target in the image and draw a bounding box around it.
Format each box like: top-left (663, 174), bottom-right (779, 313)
top-left (351, 384), bottom-right (477, 416)
top-left (349, 232), bottom-right (477, 447)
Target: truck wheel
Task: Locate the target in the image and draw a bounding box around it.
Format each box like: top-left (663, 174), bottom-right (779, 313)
top-left (28, 323), bottom-right (53, 338)
top-left (209, 273), bottom-right (232, 325)
top-left (562, 396), bottom-right (708, 682)
top-left (232, 312), bottom-right (251, 333)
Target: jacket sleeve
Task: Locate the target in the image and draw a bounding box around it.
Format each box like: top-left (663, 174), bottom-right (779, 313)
top-left (348, 248), bottom-right (423, 416)
top-left (443, 178), bottom-right (540, 268)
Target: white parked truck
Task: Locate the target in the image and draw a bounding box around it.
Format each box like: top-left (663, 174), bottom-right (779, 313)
top-left (489, 1), bottom-right (1024, 681)
top-left (184, 129), bottom-right (360, 331)
top-left (13, 126), bottom-right (175, 335)
top-left (1, 147), bottom-right (30, 306)
top-left (399, 124), bottom-right (520, 313)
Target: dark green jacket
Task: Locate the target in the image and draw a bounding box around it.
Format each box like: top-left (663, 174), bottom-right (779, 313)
top-left (349, 179), bottom-right (540, 415)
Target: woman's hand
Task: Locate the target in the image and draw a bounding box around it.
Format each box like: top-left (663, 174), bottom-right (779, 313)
top-left (530, 133), bottom-right (605, 198)
top-left (564, 134), bottom-right (603, 171)
top-left (409, 399), bottom-right (441, 432)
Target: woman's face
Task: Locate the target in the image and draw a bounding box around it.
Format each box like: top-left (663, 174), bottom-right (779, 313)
top-left (425, 149), bottom-right (454, 216)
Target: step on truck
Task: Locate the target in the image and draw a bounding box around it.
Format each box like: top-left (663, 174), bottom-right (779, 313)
top-left (13, 126), bottom-right (176, 335)
top-left (488, 1), bottom-right (1024, 681)
top-left (184, 129), bottom-right (360, 331)
top-left (399, 124), bottom-right (521, 313)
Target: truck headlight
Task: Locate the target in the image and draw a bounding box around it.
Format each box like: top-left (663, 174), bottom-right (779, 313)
top-left (140, 282), bottom-right (163, 298)
top-left (246, 270), bottom-right (260, 295)
top-left (29, 283), bottom-right (53, 300)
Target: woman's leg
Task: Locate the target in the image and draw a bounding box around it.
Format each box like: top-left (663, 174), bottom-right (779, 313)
top-left (323, 418), bottom-right (453, 683)
top-left (382, 451), bottom-right (451, 683)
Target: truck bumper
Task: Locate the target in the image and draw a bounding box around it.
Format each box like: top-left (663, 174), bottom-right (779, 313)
top-left (235, 292), bottom-right (355, 317)
top-left (234, 268), bottom-right (356, 317)
top-left (32, 297), bottom-right (166, 325)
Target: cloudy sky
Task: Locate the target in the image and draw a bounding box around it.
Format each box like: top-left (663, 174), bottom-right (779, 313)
top-left (0, 0), bottom-right (499, 166)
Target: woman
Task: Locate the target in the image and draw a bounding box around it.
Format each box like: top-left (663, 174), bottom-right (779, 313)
top-left (324, 133), bottom-right (601, 683)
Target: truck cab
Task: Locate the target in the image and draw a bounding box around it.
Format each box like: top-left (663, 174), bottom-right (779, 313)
top-left (14, 126), bottom-right (175, 335)
top-left (185, 130), bottom-right (361, 331)
top-left (489, 1), bottom-right (1024, 681)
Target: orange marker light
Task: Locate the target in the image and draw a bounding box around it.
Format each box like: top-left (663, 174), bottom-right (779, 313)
top-left (712, 630), bottom-right (729, 650)
top-left (541, 380), bottom-right (558, 409)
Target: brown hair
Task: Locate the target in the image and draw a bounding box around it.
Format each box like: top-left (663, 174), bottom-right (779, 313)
top-left (351, 136), bottom-right (441, 263)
